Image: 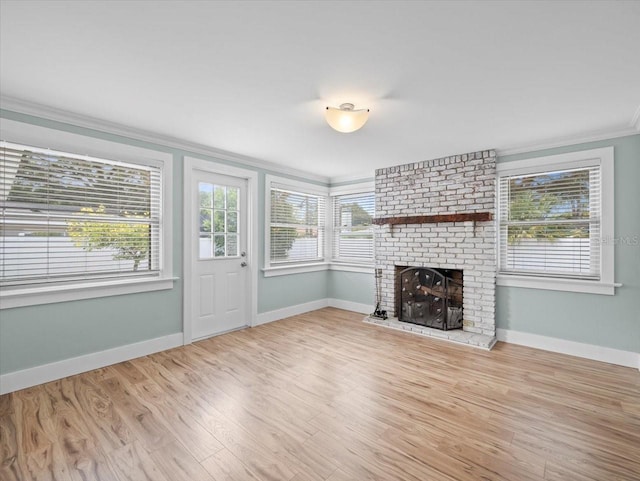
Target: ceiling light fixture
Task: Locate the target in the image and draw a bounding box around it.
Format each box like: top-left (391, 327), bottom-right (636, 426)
top-left (325, 103), bottom-right (370, 133)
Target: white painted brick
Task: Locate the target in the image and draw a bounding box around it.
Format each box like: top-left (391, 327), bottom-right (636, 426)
top-left (375, 148), bottom-right (496, 337)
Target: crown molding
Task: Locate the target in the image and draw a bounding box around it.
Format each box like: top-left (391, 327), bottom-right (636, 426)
top-left (630, 103), bottom-right (640, 131)
top-left (329, 180), bottom-right (375, 196)
top-left (328, 173), bottom-right (375, 185)
top-left (0, 95), bottom-right (330, 184)
top-left (497, 126), bottom-right (639, 157)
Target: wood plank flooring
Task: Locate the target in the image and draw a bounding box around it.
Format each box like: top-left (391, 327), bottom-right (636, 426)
top-left (1, 307), bottom-right (639, 480)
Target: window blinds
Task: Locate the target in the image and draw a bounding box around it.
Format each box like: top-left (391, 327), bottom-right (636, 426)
top-left (332, 192), bottom-right (374, 263)
top-left (498, 165), bottom-right (601, 279)
top-left (270, 187), bottom-right (325, 263)
top-left (0, 141), bottom-right (161, 287)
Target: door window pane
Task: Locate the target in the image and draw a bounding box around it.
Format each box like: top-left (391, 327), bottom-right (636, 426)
top-left (227, 211), bottom-right (238, 233)
top-left (214, 211), bottom-right (225, 233)
top-left (199, 234), bottom-right (213, 258)
top-left (213, 185), bottom-right (226, 209)
top-left (214, 235), bottom-right (226, 257)
top-left (200, 209), bottom-right (212, 233)
top-left (227, 234), bottom-right (238, 257)
top-left (200, 183), bottom-right (213, 208)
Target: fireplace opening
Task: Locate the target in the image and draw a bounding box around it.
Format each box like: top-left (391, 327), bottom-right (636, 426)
top-left (396, 267), bottom-right (463, 330)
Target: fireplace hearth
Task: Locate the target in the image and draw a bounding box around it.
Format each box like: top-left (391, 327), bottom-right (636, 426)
top-left (397, 267), bottom-right (463, 330)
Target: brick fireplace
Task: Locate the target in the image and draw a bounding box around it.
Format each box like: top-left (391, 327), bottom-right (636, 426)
top-left (368, 150), bottom-right (497, 349)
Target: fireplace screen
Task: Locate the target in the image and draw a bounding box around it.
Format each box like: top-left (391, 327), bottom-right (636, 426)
top-left (397, 267), bottom-right (463, 330)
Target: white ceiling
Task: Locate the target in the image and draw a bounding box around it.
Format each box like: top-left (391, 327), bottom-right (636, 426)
top-left (1, 0), bottom-right (639, 181)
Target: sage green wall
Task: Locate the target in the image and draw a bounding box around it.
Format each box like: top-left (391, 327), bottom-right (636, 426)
top-left (496, 134), bottom-right (640, 353)
top-left (328, 271), bottom-right (374, 306)
top-left (0, 110), bottom-right (330, 376)
top-left (0, 291), bottom-right (182, 374)
top-left (260, 272), bottom-right (329, 312)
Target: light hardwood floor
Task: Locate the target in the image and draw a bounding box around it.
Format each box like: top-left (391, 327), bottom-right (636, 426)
top-left (1, 307), bottom-right (639, 481)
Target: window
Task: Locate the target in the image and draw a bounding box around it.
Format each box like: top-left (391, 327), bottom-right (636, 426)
top-left (497, 147), bottom-right (615, 295)
top-left (332, 190), bottom-right (374, 264)
top-left (499, 165), bottom-right (600, 278)
top-left (199, 182), bottom-right (239, 258)
top-left (265, 176), bottom-right (327, 274)
top-left (1, 140), bottom-right (162, 286)
top-left (0, 128), bottom-right (173, 308)
top-left (264, 177), bottom-right (375, 276)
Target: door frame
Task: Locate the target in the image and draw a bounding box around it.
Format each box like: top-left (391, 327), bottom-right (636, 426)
top-left (183, 156), bottom-right (258, 344)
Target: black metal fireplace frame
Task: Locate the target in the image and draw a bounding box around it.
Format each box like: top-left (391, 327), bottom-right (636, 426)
top-left (396, 267), bottom-right (463, 331)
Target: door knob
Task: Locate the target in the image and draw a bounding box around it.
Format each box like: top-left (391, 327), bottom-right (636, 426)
top-left (241, 251), bottom-right (246, 257)
top-left (241, 262), bottom-right (247, 267)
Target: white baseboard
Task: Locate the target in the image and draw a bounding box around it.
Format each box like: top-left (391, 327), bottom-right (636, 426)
top-left (327, 298), bottom-right (374, 314)
top-left (255, 299), bottom-right (329, 326)
top-left (496, 328), bottom-right (639, 370)
top-left (0, 332), bottom-right (183, 395)
top-left (254, 298), bottom-right (374, 326)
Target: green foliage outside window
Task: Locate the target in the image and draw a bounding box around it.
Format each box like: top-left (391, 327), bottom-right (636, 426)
top-left (68, 206), bottom-right (151, 272)
top-left (339, 201), bottom-right (372, 235)
top-left (270, 190), bottom-right (299, 260)
top-left (507, 170), bottom-right (590, 244)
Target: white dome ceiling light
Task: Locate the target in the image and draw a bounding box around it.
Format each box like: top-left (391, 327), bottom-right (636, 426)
top-left (325, 103), bottom-right (370, 133)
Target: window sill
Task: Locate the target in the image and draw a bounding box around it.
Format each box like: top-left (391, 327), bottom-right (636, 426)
top-left (262, 262), bottom-right (329, 277)
top-left (329, 263), bottom-right (375, 274)
top-left (263, 262), bottom-right (376, 277)
top-left (496, 274), bottom-right (619, 295)
top-left (0, 276), bottom-right (179, 310)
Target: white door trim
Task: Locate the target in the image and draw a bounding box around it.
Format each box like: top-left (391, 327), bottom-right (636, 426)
top-left (183, 156), bottom-right (258, 344)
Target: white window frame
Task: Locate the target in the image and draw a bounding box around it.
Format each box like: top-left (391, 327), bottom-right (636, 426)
top-left (329, 181), bottom-right (375, 272)
top-left (0, 119), bottom-right (176, 309)
top-left (496, 146), bottom-right (615, 295)
top-left (263, 175), bottom-right (330, 277)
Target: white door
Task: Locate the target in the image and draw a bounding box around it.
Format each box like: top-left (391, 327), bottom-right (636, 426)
top-left (190, 170), bottom-right (250, 339)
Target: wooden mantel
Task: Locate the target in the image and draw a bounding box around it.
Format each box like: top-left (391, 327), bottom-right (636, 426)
top-left (372, 212), bottom-right (493, 225)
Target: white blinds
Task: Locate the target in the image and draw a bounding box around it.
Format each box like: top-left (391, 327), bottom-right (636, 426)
top-left (0, 141), bottom-right (161, 287)
top-left (270, 187), bottom-right (325, 263)
top-left (498, 165), bottom-right (601, 279)
top-left (332, 192), bottom-right (374, 263)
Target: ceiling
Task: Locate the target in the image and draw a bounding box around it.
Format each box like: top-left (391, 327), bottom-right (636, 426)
top-left (1, 1), bottom-right (639, 182)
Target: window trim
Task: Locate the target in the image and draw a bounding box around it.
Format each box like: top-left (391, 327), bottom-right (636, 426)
top-left (496, 147), bottom-right (615, 295)
top-left (0, 119), bottom-right (176, 309)
top-left (329, 181), bottom-right (375, 268)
